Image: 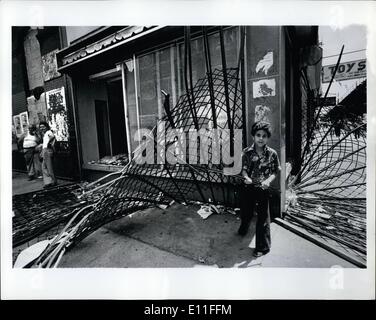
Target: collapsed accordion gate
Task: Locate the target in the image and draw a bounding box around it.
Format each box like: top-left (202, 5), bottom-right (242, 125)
top-left (283, 46), bottom-right (366, 267)
top-left (33, 26), bottom-right (248, 267)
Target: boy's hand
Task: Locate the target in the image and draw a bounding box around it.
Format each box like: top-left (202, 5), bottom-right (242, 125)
top-left (261, 179), bottom-right (270, 190)
top-left (244, 177), bottom-right (253, 185)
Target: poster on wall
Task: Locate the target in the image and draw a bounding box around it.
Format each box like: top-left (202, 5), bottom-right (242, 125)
top-left (255, 105), bottom-right (271, 123)
top-left (19, 111), bottom-right (29, 134)
top-left (13, 115), bottom-right (22, 137)
top-left (42, 49), bottom-right (61, 82)
top-left (45, 87), bottom-right (69, 150)
top-left (252, 78), bottom-right (276, 98)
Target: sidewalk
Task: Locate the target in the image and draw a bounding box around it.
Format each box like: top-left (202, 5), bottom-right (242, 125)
top-left (12, 171), bottom-right (71, 195)
top-left (58, 202), bottom-right (356, 268)
top-left (12, 171), bottom-right (356, 268)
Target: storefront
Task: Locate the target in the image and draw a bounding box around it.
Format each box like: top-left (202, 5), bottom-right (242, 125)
top-left (56, 25), bottom-right (321, 212)
top-left (12, 27), bottom-right (80, 180)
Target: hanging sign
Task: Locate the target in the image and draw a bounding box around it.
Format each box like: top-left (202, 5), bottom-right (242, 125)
top-left (322, 59), bottom-right (366, 83)
top-left (317, 96), bottom-right (337, 106)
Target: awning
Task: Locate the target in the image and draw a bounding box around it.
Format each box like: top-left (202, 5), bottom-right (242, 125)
top-left (57, 26), bottom-right (164, 73)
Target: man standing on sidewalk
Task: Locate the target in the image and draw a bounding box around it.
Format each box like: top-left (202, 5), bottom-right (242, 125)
top-left (39, 121), bottom-right (57, 188)
top-left (22, 124), bottom-right (42, 180)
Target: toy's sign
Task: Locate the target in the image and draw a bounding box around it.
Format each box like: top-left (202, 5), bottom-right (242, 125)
top-left (322, 59), bottom-right (366, 82)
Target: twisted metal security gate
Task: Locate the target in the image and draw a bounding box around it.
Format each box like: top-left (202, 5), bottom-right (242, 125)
top-left (283, 46), bottom-right (367, 267)
top-left (33, 27), bottom-right (247, 268)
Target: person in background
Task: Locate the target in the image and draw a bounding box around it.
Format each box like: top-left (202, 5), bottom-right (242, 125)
top-left (38, 121), bottom-right (57, 188)
top-left (238, 121), bottom-right (281, 258)
top-left (22, 124), bottom-right (42, 180)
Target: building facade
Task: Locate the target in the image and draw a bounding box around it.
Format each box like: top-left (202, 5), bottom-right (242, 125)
top-left (12, 25), bottom-right (321, 214)
top-left (55, 26), bottom-right (320, 211)
top-left (12, 27), bottom-right (80, 180)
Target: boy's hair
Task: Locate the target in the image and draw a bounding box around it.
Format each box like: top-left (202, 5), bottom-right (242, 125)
top-left (39, 121), bottom-right (50, 130)
top-left (251, 121), bottom-right (272, 137)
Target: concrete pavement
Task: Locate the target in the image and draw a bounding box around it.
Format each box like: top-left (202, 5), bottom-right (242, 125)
top-left (12, 171), bottom-right (357, 268)
top-left (58, 202), bottom-right (355, 268)
top-left (12, 170), bottom-right (71, 195)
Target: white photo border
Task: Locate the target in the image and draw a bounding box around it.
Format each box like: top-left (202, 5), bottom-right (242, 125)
top-left (1, 0), bottom-right (375, 300)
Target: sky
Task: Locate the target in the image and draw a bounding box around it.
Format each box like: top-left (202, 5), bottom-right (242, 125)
top-left (319, 25), bottom-right (367, 101)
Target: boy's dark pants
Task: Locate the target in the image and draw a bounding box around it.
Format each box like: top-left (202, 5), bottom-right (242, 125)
top-left (240, 184), bottom-right (271, 252)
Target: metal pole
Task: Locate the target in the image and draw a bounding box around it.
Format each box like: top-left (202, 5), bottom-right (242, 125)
top-left (219, 27), bottom-right (233, 150)
top-left (121, 62), bottom-right (133, 163)
top-left (156, 51), bottom-right (163, 120)
top-left (66, 76), bottom-right (83, 180)
top-left (133, 54), bottom-right (141, 146)
top-left (170, 45), bottom-right (177, 107)
top-left (184, 27), bottom-right (199, 129)
top-left (202, 26), bottom-right (217, 130)
top-left (239, 26), bottom-right (247, 148)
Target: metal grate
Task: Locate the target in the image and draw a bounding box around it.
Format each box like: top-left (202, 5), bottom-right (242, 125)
top-left (32, 27), bottom-right (247, 267)
top-left (285, 47), bottom-right (367, 267)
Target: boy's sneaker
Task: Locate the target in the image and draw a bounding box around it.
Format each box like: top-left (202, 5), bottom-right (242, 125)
top-left (252, 249), bottom-right (270, 257)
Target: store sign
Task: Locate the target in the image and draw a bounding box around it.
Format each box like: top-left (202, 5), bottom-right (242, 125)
top-left (317, 96), bottom-right (337, 106)
top-left (322, 59), bottom-right (366, 83)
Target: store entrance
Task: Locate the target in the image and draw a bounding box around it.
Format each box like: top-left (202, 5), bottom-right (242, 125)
top-left (107, 80), bottom-right (127, 157)
top-left (92, 77), bottom-right (129, 167)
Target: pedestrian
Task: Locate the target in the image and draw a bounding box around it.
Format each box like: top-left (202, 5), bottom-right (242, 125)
top-left (22, 124), bottom-right (42, 180)
top-left (238, 121), bottom-right (280, 257)
top-left (38, 121), bottom-right (57, 188)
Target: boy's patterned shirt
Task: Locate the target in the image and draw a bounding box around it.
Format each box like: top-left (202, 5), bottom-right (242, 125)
top-left (242, 144), bottom-right (281, 185)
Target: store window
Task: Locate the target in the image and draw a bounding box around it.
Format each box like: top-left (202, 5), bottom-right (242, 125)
top-left (132, 27), bottom-right (240, 133)
top-left (177, 27), bottom-right (240, 95)
top-left (119, 26), bottom-right (241, 159)
top-left (136, 45), bottom-right (179, 132)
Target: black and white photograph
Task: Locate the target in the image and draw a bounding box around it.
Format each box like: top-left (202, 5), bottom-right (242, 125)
top-left (1, 0), bottom-right (375, 301)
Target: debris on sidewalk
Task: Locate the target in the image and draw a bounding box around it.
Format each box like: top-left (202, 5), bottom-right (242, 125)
top-left (88, 154), bottom-right (129, 166)
top-left (157, 200), bottom-right (175, 210)
top-left (197, 205), bottom-right (216, 219)
top-left (196, 204), bottom-right (239, 220)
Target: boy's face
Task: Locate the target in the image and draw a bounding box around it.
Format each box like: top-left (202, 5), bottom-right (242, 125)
top-left (253, 129), bottom-right (269, 148)
top-left (39, 124), bottom-right (47, 134)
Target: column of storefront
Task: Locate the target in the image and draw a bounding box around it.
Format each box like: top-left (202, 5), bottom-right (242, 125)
top-left (245, 26), bottom-right (286, 218)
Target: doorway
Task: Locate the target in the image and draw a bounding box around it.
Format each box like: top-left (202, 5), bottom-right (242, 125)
top-left (107, 79), bottom-right (127, 156)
